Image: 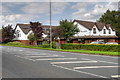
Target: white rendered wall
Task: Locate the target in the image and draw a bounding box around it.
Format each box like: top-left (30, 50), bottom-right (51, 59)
top-left (74, 22), bottom-right (90, 37)
top-left (90, 25), bottom-right (100, 36)
top-left (14, 26), bottom-right (48, 40)
top-left (13, 25), bottom-right (31, 40)
top-left (74, 22), bottom-right (116, 37)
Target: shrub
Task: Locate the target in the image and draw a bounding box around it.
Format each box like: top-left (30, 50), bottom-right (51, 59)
top-left (52, 42), bottom-right (57, 49)
top-left (37, 44), bottom-right (42, 47)
top-left (39, 41), bottom-right (50, 48)
top-left (61, 43), bottom-right (119, 52)
top-left (7, 42), bottom-right (24, 46)
top-left (42, 44), bottom-right (50, 48)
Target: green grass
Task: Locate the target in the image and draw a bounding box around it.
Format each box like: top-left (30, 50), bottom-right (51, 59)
top-left (1, 44), bottom-right (119, 56)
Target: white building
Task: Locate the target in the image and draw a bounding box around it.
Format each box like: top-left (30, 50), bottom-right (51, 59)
top-left (69, 20), bottom-right (118, 44)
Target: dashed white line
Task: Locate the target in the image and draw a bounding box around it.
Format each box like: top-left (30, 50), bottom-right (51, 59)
top-left (81, 58), bottom-right (118, 64)
top-left (51, 61), bottom-right (98, 64)
top-left (111, 75), bottom-right (120, 78)
top-left (35, 58), bottom-right (77, 61)
top-left (74, 66), bottom-right (120, 69)
top-left (22, 53), bottom-right (47, 55)
top-left (19, 50), bottom-right (23, 51)
top-left (14, 55), bottom-right (35, 61)
top-left (25, 55), bottom-right (64, 58)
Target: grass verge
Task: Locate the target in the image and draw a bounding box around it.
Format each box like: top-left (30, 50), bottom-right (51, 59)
top-left (1, 44), bottom-right (119, 56)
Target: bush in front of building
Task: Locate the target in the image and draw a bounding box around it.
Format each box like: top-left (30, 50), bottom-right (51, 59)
top-left (6, 42), bottom-right (24, 46)
top-left (52, 42), bottom-right (57, 49)
top-left (61, 43), bottom-right (119, 52)
top-left (37, 41), bottom-right (50, 48)
top-left (42, 44), bottom-right (50, 48)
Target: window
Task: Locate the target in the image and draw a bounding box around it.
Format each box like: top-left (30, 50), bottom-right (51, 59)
top-left (18, 34), bottom-right (19, 37)
top-left (103, 29), bottom-right (106, 34)
top-left (16, 30), bottom-right (20, 37)
top-left (23, 26), bottom-right (30, 29)
top-left (93, 28), bottom-right (96, 34)
top-left (109, 29), bottom-right (111, 34)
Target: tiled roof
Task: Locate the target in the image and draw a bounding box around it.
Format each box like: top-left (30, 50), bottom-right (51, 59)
top-left (16, 24), bottom-right (31, 34)
top-left (15, 24), bottom-right (56, 34)
top-left (73, 20), bottom-right (115, 31)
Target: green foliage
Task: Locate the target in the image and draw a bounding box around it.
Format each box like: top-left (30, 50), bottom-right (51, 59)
top-left (52, 42), bottom-right (57, 49)
top-left (98, 10), bottom-right (120, 38)
top-left (59, 19), bottom-right (79, 40)
top-left (42, 44), bottom-right (50, 48)
top-left (37, 41), bottom-right (50, 48)
top-left (7, 42), bottom-right (24, 46)
top-left (61, 43), bottom-right (119, 52)
top-left (28, 33), bottom-right (35, 45)
top-left (2, 25), bottom-right (15, 43)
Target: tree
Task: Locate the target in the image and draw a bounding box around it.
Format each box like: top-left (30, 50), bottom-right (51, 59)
top-left (30, 22), bottom-right (43, 45)
top-left (98, 10), bottom-right (120, 38)
top-left (28, 33), bottom-right (35, 45)
top-left (58, 19), bottom-right (79, 41)
top-left (52, 27), bottom-right (64, 40)
top-left (2, 25), bottom-right (15, 43)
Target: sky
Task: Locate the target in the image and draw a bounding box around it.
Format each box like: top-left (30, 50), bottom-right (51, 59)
top-left (0, 0), bottom-right (119, 29)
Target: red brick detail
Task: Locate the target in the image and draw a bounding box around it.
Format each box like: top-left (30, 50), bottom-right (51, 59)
top-left (14, 40), bottom-right (30, 46)
top-left (72, 40), bottom-right (78, 44)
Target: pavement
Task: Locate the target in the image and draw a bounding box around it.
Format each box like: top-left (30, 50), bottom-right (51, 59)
top-left (2, 46), bottom-right (120, 79)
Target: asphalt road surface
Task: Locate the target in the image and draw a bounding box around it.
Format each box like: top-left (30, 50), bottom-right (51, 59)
top-left (2, 46), bottom-right (120, 79)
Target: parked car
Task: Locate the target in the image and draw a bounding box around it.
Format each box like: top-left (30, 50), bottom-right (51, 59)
top-left (90, 41), bottom-right (104, 44)
top-left (105, 42), bottom-right (118, 44)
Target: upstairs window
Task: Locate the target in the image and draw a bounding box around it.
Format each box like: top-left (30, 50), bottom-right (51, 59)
top-left (103, 29), bottom-right (106, 34)
top-left (16, 30), bottom-right (21, 37)
top-left (93, 28), bottom-right (96, 34)
top-left (23, 26), bottom-right (30, 29)
top-left (109, 29), bottom-right (111, 34)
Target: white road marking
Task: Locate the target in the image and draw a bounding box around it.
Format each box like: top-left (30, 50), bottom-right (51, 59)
top-left (51, 61), bottom-right (98, 64)
top-left (74, 66), bottom-right (120, 69)
top-left (22, 53), bottom-right (47, 55)
top-left (25, 55), bottom-right (64, 58)
top-left (111, 75), bottom-right (120, 78)
top-left (14, 55), bottom-right (35, 61)
top-left (35, 58), bottom-right (77, 61)
top-left (81, 58), bottom-right (118, 64)
top-left (19, 50), bottom-right (23, 51)
top-left (52, 64), bottom-right (108, 78)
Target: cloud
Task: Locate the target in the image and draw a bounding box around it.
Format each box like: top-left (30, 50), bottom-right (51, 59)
top-left (21, 3), bottom-right (50, 15)
top-left (52, 2), bottom-right (69, 14)
top-left (45, 20), bottom-right (59, 25)
top-left (72, 2), bottom-right (118, 21)
top-left (2, 0), bottom-right (120, 2)
top-left (1, 14), bottom-right (39, 28)
top-left (21, 2), bottom-right (69, 15)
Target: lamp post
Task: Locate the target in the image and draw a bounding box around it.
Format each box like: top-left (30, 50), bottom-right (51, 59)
top-left (50, 0), bottom-right (52, 48)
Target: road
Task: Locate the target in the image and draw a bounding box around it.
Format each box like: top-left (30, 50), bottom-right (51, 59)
top-left (2, 46), bottom-right (120, 79)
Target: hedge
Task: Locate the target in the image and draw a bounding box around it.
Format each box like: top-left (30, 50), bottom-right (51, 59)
top-left (7, 42), bottom-right (24, 46)
top-left (61, 43), bottom-right (120, 52)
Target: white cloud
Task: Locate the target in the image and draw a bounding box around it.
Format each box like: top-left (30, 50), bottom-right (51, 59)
top-left (22, 3), bottom-right (50, 15)
top-left (1, 14), bottom-right (39, 28)
top-left (21, 2), bottom-right (69, 15)
top-left (2, 0), bottom-right (120, 2)
top-left (45, 20), bottom-right (59, 25)
top-left (52, 2), bottom-right (69, 14)
top-left (72, 2), bottom-right (118, 21)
